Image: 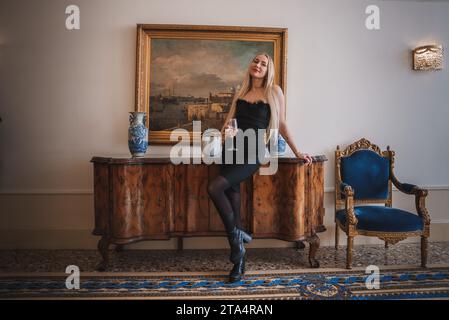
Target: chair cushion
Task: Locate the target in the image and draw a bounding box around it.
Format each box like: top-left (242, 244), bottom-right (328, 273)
top-left (340, 150), bottom-right (390, 200)
top-left (336, 206), bottom-right (424, 232)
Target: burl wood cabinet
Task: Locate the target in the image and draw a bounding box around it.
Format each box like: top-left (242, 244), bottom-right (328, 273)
top-left (91, 155), bottom-right (327, 271)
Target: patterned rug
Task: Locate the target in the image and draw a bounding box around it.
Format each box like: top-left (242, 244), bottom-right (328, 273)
top-left (1, 265), bottom-right (449, 300)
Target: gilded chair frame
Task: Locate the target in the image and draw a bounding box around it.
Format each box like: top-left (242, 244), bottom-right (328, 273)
top-left (334, 138), bottom-right (431, 269)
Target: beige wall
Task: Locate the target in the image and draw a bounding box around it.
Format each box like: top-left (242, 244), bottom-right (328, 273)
top-left (1, 0), bottom-right (448, 249)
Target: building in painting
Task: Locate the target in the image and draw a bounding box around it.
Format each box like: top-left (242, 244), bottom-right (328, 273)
top-left (187, 104), bottom-right (209, 121)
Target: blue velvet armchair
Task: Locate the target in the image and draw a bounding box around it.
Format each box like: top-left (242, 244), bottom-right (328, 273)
top-left (334, 138), bottom-right (430, 269)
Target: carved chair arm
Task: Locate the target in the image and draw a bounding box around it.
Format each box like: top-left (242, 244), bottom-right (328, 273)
top-left (391, 174), bottom-right (430, 225)
top-left (391, 174), bottom-right (423, 195)
top-left (339, 182), bottom-right (358, 226)
top-left (340, 182), bottom-right (353, 195)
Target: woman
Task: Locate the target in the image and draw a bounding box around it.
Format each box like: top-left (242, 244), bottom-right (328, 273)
top-left (207, 52), bottom-right (313, 283)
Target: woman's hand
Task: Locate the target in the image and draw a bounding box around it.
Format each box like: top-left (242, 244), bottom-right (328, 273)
top-left (296, 152), bottom-right (313, 165)
top-left (224, 125), bottom-right (238, 138)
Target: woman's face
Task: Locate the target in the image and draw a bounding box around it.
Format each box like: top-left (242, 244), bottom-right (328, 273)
top-left (249, 55), bottom-right (269, 79)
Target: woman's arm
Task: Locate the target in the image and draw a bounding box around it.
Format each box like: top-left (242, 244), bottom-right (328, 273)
top-left (273, 85), bottom-right (312, 165)
top-left (220, 99), bottom-right (238, 141)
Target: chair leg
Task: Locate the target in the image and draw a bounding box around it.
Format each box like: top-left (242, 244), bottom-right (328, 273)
top-left (421, 236), bottom-right (428, 268)
top-left (335, 223), bottom-right (339, 249)
top-left (346, 236), bottom-right (354, 269)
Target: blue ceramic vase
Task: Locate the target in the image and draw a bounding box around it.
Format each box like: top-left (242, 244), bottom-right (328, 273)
top-left (128, 112), bottom-right (148, 157)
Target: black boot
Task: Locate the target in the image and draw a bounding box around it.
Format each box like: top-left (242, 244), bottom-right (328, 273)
top-left (240, 229), bottom-right (252, 244)
top-left (229, 254), bottom-right (246, 283)
top-left (227, 227), bottom-right (245, 264)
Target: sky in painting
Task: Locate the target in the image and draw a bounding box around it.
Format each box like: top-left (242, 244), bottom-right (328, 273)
top-left (150, 39), bottom-right (274, 98)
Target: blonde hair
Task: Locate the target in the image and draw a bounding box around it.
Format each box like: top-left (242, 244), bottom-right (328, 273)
top-left (221, 52), bottom-right (280, 145)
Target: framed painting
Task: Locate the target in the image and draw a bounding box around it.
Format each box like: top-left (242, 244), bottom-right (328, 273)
top-left (135, 24), bottom-right (287, 144)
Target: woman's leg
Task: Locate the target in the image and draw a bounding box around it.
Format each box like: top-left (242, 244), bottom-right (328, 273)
top-left (207, 175), bottom-right (235, 233)
top-left (208, 170), bottom-right (253, 282)
top-left (225, 188), bottom-right (242, 229)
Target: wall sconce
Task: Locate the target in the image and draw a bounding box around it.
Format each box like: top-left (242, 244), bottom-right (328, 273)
top-left (413, 45), bottom-right (443, 70)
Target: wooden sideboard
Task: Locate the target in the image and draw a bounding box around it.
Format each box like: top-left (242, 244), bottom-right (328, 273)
top-left (91, 155), bottom-right (327, 271)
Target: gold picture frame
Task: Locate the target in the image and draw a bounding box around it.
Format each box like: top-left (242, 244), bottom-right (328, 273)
top-left (135, 24), bottom-right (288, 144)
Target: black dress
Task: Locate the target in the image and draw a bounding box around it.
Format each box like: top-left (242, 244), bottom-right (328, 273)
top-left (220, 99), bottom-right (271, 192)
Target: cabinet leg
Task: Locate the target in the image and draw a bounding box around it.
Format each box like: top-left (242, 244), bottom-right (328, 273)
top-left (306, 234), bottom-right (320, 268)
top-left (97, 237), bottom-right (111, 272)
top-left (295, 240), bottom-right (306, 250)
top-left (335, 223), bottom-right (339, 249)
top-left (177, 237), bottom-right (183, 251)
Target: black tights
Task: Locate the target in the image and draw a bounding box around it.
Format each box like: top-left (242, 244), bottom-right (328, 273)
top-left (207, 175), bottom-right (242, 233)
